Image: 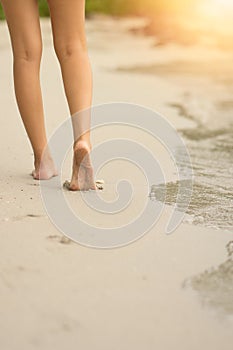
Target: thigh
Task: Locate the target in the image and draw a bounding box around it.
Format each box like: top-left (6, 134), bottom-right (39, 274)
top-left (47, 0), bottom-right (87, 50)
top-left (1, 0), bottom-right (42, 59)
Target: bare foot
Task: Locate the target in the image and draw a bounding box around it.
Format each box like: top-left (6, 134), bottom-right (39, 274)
top-left (66, 140), bottom-right (97, 191)
top-left (32, 153), bottom-right (58, 180)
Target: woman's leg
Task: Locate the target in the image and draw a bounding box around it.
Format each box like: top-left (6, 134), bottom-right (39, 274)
top-left (1, 0), bottom-right (57, 179)
top-left (47, 0), bottom-right (96, 190)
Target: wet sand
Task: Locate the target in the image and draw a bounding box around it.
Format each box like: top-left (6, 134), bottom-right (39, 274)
top-left (0, 16), bottom-right (233, 350)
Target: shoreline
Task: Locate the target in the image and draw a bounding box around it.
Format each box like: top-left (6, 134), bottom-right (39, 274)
top-left (0, 16), bottom-right (233, 349)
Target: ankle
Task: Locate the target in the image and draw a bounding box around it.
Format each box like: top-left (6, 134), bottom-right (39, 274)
top-left (73, 138), bottom-right (91, 151)
top-left (34, 149), bottom-right (52, 166)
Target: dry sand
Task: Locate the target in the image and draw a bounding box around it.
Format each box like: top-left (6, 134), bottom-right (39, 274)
top-left (0, 16), bottom-right (233, 350)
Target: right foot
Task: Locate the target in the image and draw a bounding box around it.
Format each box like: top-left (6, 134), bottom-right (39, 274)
top-left (65, 140), bottom-right (97, 191)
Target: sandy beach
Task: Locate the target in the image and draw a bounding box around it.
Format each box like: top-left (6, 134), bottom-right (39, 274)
top-left (0, 16), bottom-right (233, 349)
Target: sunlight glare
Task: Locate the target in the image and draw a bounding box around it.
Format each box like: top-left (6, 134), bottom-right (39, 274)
top-left (208, 0), bottom-right (233, 11)
top-left (199, 0), bottom-right (233, 18)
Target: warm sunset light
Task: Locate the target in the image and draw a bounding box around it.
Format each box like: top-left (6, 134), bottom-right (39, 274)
top-left (194, 0), bottom-right (233, 32)
top-left (200, 0), bottom-right (233, 16)
top-left (213, 0), bottom-right (233, 7)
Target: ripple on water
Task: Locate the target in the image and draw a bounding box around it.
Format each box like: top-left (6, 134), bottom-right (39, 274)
top-left (150, 126), bottom-right (233, 231)
top-left (183, 242), bottom-right (233, 316)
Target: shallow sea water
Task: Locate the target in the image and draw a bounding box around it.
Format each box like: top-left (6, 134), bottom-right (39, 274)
top-left (150, 112), bottom-right (233, 316)
top-left (150, 125), bottom-right (233, 231)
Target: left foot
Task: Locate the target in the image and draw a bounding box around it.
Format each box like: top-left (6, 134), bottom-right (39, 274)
top-left (32, 152), bottom-right (58, 180)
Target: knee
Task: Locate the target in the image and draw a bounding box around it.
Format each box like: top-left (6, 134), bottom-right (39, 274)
top-left (13, 41), bottom-right (43, 64)
top-left (54, 38), bottom-right (87, 63)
